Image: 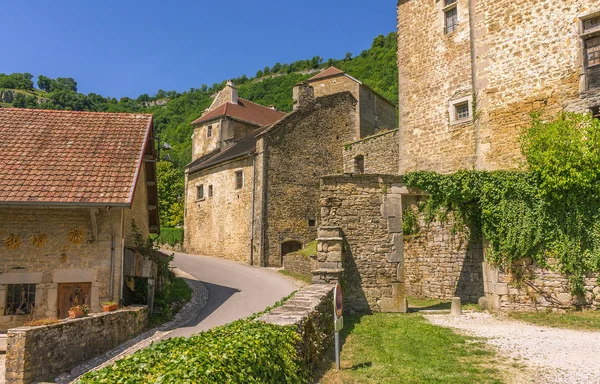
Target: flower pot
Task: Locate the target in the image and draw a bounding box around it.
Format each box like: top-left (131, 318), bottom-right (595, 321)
top-left (68, 309), bottom-right (84, 319)
top-left (103, 304), bottom-right (118, 312)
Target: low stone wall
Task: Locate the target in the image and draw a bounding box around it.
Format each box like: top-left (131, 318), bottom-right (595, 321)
top-left (6, 305), bottom-right (148, 384)
top-left (283, 253), bottom-right (315, 277)
top-left (485, 259), bottom-right (600, 312)
top-left (342, 129), bottom-right (399, 174)
top-left (258, 284), bottom-right (334, 374)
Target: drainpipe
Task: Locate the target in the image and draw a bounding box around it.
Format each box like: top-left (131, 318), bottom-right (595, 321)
top-left (120, 209), bottom-right (125, 304)
top-left (249, 152), bottom-right (257, 265)
top-left (107, 206), bottom-right (115, 299)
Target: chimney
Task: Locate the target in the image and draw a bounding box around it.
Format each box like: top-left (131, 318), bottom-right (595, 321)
top-left (226, 80), bottom-right (238, 104)
top-left (292, 82), bottom-right (315, 111)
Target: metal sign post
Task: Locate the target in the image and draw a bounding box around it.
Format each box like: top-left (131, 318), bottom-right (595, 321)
top-left (333, 283), bottom-right (343, 370)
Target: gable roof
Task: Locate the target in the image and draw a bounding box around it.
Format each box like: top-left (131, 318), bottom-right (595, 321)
top-left (307, 67), bottom-right (345, 82)
top-left (0, 108), bottom-right (154, 206)
top-left (191, 98), bottom-right (285, 127)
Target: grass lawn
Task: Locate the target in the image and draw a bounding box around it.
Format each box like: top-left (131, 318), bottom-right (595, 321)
top-left (319, 313), bottom-right (503, 384)
top-left (407, 296), bottom-right (480, 312)
top-left (508, 310), bottom-right (600, 331)
top-left (279, 269), bottom-right (312, 284)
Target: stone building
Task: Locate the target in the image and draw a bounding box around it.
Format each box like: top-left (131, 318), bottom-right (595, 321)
top-left (183, 68), bottom-right (397, 267)
top-left (316, 1), bottom-right (600, 313)
top-left (0, 108), bottom-right (159, 330)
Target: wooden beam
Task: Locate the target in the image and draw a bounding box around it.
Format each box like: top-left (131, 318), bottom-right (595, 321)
top-left (89, 209), bottom-right (99, 242)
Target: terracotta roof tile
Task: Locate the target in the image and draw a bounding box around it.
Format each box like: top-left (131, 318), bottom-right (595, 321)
top-left (307, 67), bottom-right (345, 82)
top-left (0, 108), bottom-right (153, 205)
top-left (191, 98), bottom-right (285, 126)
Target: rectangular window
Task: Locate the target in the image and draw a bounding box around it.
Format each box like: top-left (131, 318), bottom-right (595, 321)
top-left (5, 284), bottom-right (36, 315)
top-left (208, 185), bottom-right (213, 198)
top-left (586, 36), bottom-right (600, 67)
top-left (207, 125), bottom-right (213, 138)
top-left (455, 102), bottom-right (470, 120)
top-left (592, 106), bottom-right (600, 120)
top-left (584, 15), bottom-right (600, 33)
top-left (197, 185), bottom-right (204, 200)
top-left (444, 2), bottom-right (458, 34)
top-left (235, 171), bottom-right (244, 190)
top-left (308, 219), bottom-right (316, 227)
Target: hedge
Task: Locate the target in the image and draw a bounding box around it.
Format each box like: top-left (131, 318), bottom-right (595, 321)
top-left (153, 227), bottom-right (184, 247)
top-left (78, 319), bottom-right (308, 383)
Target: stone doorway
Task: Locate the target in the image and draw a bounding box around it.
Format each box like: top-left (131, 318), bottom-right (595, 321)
top-left (281, 241), bottom-right (303, 261)
top-left (57, 282), bottom-right (91, 319)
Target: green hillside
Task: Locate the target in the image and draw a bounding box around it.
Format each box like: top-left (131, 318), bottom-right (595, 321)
top-left (0, 32), bottom-right (398, 227)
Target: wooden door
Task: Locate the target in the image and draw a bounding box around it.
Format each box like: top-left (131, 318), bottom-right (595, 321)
top-left (57, 283), bottom-right (91, 319)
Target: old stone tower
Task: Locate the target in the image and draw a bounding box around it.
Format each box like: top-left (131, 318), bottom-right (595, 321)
top-left (397, 0), bottom-right (600, 174)
top-left (183, 69), bottom-right (397, 267)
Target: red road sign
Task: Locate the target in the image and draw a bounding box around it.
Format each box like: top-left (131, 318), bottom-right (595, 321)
top-left (335, 283), bottom-right (343, 318)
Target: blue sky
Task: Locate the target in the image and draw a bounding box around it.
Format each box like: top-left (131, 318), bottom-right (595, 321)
top-left (3, 1), bottom-right (397, 98)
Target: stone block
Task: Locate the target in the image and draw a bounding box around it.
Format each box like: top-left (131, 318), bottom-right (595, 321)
top-left (492, 283), bottom-right (509, 295)
top-left (381, 195), bottom-right (402, 218)
top-left (327, 250), bottom-right (343, 263)
top-left (387, 217), bottom-right (403, 233)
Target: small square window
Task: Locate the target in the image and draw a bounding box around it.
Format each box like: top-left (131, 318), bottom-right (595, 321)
top-left (308, 219), bottom-right (316, 227)
top-left (444, 4), bottom-right (458, 34)
top-left (5, 284), bottom-right (36, 315)
top-left (197, 185), bottom-right (204, 200)
top-left (235, 171), bottom-right (244, 190)
top-left (455, 102), bottom-right (470, 120)
top-left (207, 125), bottom-right (213, 138)
top-left (208, 185), bottom-right (213, 198)
top-left (584, 15), bottom-right (600, 32)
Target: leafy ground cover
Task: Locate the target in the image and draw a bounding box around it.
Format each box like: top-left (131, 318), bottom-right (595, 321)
top-left (318, 313), bottom-right (503, 384)
top-left (148, 274), bottom-right (192, 328)
top-left (508, 310), bottom-right (600, 331)
top-left (152, 227), bottom-right (184, 247)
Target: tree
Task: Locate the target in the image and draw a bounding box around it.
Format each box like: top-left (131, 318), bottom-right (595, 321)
top-left (156, 161), bottom-right (185, 227)
top-left (38, 75), bottom-right (52, 92)
top-left (55, 77), bottom-right (78, 92)
top-left (344, 52), bottom-right (353, 61)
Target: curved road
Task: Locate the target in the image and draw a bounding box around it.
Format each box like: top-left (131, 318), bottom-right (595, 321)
top-left (166, 251), bottom-right (299, 338)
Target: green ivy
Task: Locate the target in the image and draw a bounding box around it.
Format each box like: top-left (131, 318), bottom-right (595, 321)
top-left (404, 113), bottom-right (600, 295)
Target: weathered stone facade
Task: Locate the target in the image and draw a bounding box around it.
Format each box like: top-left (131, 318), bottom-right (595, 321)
top-left (0, 166), bottom-right (153, 330)
top-left (6, 305), bottom-right (148, 383)
top-left (282, 253), bottom-right (315, 278)
top-left (184, 157), bottom-right (254, 263)
top-left (318, 174), bottom-right (484, 312)
top-left (343, 129), bottom-right (399, 174)
top-left (397, 0), bottom-right (600, 173)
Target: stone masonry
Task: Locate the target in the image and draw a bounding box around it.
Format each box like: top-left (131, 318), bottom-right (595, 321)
top-left (343, 129), bottom-right (399, 174)
top-left (6, 305), bottom-right (148, 384)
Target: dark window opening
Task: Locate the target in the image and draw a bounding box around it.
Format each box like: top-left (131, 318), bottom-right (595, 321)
top-left (584, 15), bottom-right (600, 33)
top-left (5, 284), bottom-right (36, 315)
top-left (208, 185), bottom-right (213, 198)
top-left (197, 185), bottom-right (204, 200)
top-left (455, 102), bottom-right (470, 120)
top-left (207, 125), bottom-right (213, 138)
top-left (354, 155), bottom-right (365, 174)
top-left (592, 106), bottom-right (600, 120)
top-left (281, 241), bottom-right (303, 257)
top-left (235, 171), bottom-right (244, 190)
top-left (308, 219), bottom-right (316, 227)
top-left (444, 4), bottom-right (458, 34)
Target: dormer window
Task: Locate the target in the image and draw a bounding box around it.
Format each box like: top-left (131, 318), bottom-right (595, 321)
top-left (444, 0), bottom-right (458, 34)
top-left (207, 125), bottom-right (213, 138)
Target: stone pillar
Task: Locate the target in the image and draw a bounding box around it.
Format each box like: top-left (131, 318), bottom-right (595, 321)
top-left (292, 83), bottom-right (315, 111)
top-left (312, 227), bottom-right (344, 284)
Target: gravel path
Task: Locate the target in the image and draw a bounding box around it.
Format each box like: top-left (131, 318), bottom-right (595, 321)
top-left (425, 312), bottom-right (600, 384)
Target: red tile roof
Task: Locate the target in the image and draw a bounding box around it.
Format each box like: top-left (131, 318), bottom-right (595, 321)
top-left (0, 108), bottom-right (153, 206)
top-left (191, 98), bottom-right (285, 126)
top-left (307, 67), bottom-right (345, 82)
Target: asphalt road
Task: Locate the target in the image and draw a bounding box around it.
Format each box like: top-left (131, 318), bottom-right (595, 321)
top-left (165, 251), bottom-right (298, 338)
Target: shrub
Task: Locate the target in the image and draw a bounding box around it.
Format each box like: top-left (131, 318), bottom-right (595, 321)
top-left (78, 319), bottom-right (308, 383)
top-left (153, 227), bottom-right (184, 247)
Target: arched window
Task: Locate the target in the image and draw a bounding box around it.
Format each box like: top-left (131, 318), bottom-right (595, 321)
top-left (281, 241), bottom-right (303, 257)
top-left (354, 155), bottom-right (365, 174)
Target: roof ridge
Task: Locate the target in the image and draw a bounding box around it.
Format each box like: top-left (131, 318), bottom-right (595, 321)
top-left (238, 97), bottom-right (277, 110)
top-left (0, 107), bottom-right (153, 117)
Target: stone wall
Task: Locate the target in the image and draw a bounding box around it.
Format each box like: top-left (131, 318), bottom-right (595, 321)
top-left (257, 284), bottom-right (334, 375)
top-left (343, 129), bottom-right (399, 174)
top-left (191, 120), bottom-right (222, 161)
top-left (260, 92), bottom-right (358, 267)
top-left (397, 0), bottom-right (600, 173)
top-left (6, 305), bottom-right (148, 384)
top-left (184, 156), bottom-right (254, 263)
top-left (484, 259), bottom-right (600, 312)
top-left (283, 253), bottom-right (315, 277)
top-left (403, 206), bottom-right (484, 303)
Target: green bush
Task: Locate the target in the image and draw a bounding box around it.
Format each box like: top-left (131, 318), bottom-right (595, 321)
top-left (78, 319), bottom-right (308, 383)
top-left (153, 227), bottom-right (184, 247)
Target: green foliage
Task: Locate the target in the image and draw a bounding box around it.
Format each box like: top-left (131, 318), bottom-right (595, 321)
top-left (130, 219), bottom-right (173, 290)
top-left (78, 319), bottom-right (308, 383)
top-left (0, 73), bottom-right (34, 90)
top-left (402, 206), bottom-right (420, 236)
top-left (154, 227), bottom-right (184, 247)
top-left (404, 113), bottom-right (600, 295)
top-left (156, 161), bottom-right (184, 227)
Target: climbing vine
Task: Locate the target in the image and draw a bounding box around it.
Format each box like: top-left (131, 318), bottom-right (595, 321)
top-left (130, 220), bottom-right (173, 290)
top-left (404, 113), bottom-right (600, 294)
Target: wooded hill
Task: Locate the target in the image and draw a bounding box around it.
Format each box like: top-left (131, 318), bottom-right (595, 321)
top-left (0, 32), bottom-right (398, 226)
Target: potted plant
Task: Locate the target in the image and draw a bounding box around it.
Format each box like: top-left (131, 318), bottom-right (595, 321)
top-left (102, 301), bottom-right (118, 312)
top-left (68, 304), bottom-right (89, 319)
